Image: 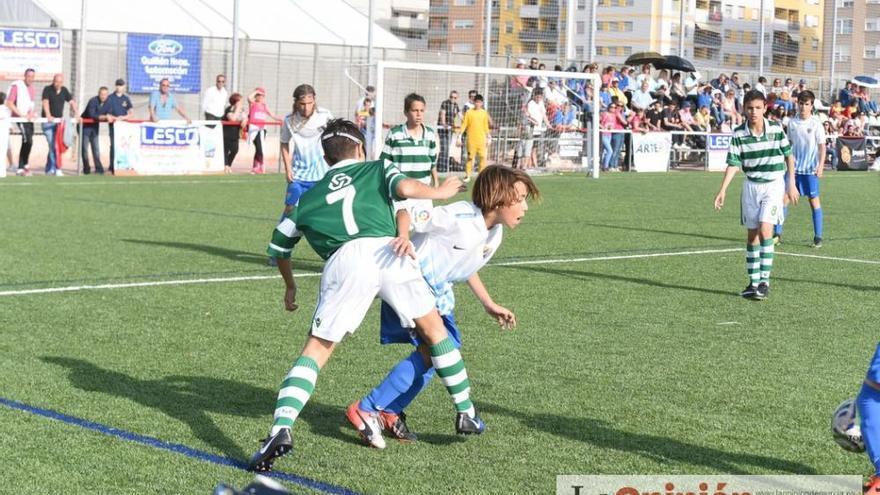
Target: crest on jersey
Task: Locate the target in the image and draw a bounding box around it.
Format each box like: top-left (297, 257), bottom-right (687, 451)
top-left (415, 208), bottom-right (431, 224)
top-left (328, 173), bottom-right (352, 191)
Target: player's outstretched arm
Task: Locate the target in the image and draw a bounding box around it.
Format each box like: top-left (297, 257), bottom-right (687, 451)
top-left (396, 176), bottom-right (464, 201)
top-left (276, 258), bottom-right (299, 312)
top-left (467, 273), bottom-right (516, 330)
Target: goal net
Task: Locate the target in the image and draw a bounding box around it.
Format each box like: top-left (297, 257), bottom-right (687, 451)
top-left (374, 61), bottom-right (600, 177)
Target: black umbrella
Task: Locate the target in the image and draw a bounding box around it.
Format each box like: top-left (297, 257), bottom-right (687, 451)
top-left (624, 51), bottom-right (665, 67)
top-left (655, 55), bottom-right (696, 72)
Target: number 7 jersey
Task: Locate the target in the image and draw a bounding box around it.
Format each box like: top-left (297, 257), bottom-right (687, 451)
top-left (268, 159), bottom-right (408, 261)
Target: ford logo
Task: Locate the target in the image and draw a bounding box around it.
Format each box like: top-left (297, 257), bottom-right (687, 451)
top-left (148, 39), bottom-right (183, 57)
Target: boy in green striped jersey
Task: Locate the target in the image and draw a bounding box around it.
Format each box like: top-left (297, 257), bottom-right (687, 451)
top-left (714, 90), bottom-right (799, 300)
top-left (248, 119), bottom-right (480, 472)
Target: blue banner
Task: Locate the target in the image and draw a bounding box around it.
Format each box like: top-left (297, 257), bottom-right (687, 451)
top-left (127, 34), bottom-right (201, 94)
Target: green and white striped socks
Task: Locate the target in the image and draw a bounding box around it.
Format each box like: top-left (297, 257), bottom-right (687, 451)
top-left (271, 356), bottom-right (320, 436)
top-left (760, 238), bottom-right (774, 284)
top-left (746, 243), bottom-right (761, 286)
top-left (430, 337), bottom-right (476, 418)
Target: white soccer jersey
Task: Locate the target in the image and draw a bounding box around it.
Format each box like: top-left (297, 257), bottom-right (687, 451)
top-left (409, 201), bottom-right (503, 315)
top-left (788, 115), bottom-right (826, 175)
top-left (281, 107), bottom-right (333, 182)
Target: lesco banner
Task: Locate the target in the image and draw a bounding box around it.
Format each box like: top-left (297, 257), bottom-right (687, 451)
top-left (707, 133), bottom-right (731, 171)
top-left (631, 131), bottom-right (672, 172)
top-left (127, 34), bottom-right (201, 94)
top-left (0, 28), bottom-right (63, 81)
top-left (112, 121), bottom-right (223, 175)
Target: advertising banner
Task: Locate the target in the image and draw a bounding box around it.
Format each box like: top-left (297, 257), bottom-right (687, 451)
top-left (127, 34), bottom-right (201, 94)
top-left (707, 133), bottom-right (732, 171)
top-left (112, 121), bottom-right (224, 175)
top-left (631, 132), bottom-right (671, 172)
top-left (836, 136), bottom-right (868, 171)
top-left (0, 28), bottom-right (63, 81)
top-left (558, 131), bottom-right (584, 158)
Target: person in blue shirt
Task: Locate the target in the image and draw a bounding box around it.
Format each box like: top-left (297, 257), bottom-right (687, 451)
top-left (107, 79), bottom-right (133, 175)
top-left (552, 100), bottom-right (577, 130)
top-left (80, 86), bottom-right (113, 175)
top-left (149, 78), bottom-right (190, 122)
top-left (858, 343), bottom-right (880, 491)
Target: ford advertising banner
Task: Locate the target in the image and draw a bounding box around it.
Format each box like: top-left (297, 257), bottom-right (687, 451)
top-left (127, 34), bottom-right (201, 94)
top-left (112, 121), bottom-right (224, 175)
top-left (0, 28), bottom-right (63, 81)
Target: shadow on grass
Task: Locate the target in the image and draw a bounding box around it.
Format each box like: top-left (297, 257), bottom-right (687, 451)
top-left (577, 221), bottom-right (742, 244)
top-left (501, 264), bottom-right (737, 298)
top-left (63, 196), bottom-right (270, 222)
top-left (775, 276), bottom-right (879, 292)
top-left (481, 402), bottom-right (817, 474)
top-left (122, 239), bottom-right (325, 273)
top-left (40, 357), bottom-right (356, 460)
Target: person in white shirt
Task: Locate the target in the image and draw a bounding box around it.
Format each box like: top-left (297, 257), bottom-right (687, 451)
top-left (631, 80), bottom-right (654, 111)
top-left (202, 74), bottom-right (228, 121)
top-left (348, 165), bottom-right (541, 445)
top-left (522, 89), bottom-right (550, 169)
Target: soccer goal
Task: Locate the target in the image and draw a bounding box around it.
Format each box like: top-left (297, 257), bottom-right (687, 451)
top-left (374, 61), bottom-right (601, 178)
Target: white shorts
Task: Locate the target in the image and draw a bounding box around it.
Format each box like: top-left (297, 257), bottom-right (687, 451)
top-left (310, 237), bottom-right (436, 343)
top-left (741, 178), bottom-right (785, 229)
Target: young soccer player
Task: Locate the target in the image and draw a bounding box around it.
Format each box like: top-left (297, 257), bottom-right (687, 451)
top-left (459, 94), bottom-right (491, 182)
top-left (380, 93), bottom-right (440, 237)
top-left (773, 90), bottom-right (826, 248)
top-left (714, 89), bottom-right (799, 301)
top-left (859, 343), bottom-right (880, 493)
top-left (247, 119), bottom-right (480, 472)
top-left (345, 165), bottom-right (540, 447)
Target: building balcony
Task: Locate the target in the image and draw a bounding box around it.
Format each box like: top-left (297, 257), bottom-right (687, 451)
top-left (539, 5), bottom-right (558, 17)
top-left (520, 4), bottom-right (539, 18)
top-left (429, 3), bottom-right (448, 14)
top-left (519, 29), bottom-right (558, 42)
top-left (390, 16), bottom-right (429, 32)
top-left (772, 40), bottom-right (799, 54)
top-left (694, 26), bottom-right (722, 46)
top-left (427, 27), bottom-right (448, 38)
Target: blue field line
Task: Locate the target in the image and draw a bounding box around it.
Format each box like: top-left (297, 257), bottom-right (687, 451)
top-left (0, 396), bottom-right (363, 495)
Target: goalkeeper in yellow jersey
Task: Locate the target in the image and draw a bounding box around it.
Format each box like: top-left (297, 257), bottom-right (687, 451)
top-left (458, 94), bottom-right (491, 182)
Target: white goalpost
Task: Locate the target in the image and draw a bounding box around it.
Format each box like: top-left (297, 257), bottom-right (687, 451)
top-left (374, 61), bottom-right (601, 178)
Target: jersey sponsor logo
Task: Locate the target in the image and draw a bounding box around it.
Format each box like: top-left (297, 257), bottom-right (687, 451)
top-left (415, 209), bottom-right (431, 224)
top-left (328, 173), bottom-right (352, 191)
top-left (0, 29), bottom-right (61, 50)
top-left (148, 39), bottom-right (184, 57)
top-left (140, 126), bottom-right (199, 147)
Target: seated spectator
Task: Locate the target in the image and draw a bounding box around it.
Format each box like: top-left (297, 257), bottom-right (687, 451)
top-left (636, 64), bottom-right (656, 91)
top-left (685, 71), bottom-right (701, 108)
top-left (653, 86), bottom-right (673, 107)
top-left (792, 79), bottom-right (808, 100)
top-left (552, 101), bottom-right (578, 131)
top-left (598, 84), bottom-right (612, 110)
top-left (645, 100), bottom-right (664, 131)
top-left (608, 78), bottom-right (628, 108)
top-left (841, 115), bottom-right (863, 137)
top-left (679, 101), bottom-right (704, 148)
top-left (694, 105), bottom-right (714, 132)
top-left (721, 89), bottom-right (742, 126)
top-left (630, 80), bottom-right (654, 111)
top-left (670, 73), bottom-right (686, 106)
top-left (601, 66), bottom-right (615, 87)
top-left (839, 81), bottom-right (855, 108)
top-left (754, 76), bottom-right (768, 97)
top-left (697, 84), bottom-right (713, 109)
top-left (662, 100), bottom-right (686, 148)
top-left (829, 99), bottom-right (845, 122)
top-left (628, 106), bottom-right (649, 133)
top-left (710, 91), bottom-right (727, 130)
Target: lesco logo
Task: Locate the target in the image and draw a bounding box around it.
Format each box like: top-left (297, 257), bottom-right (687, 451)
top-left (0, 29), bottom-right (62, 49)
top-left (148, 39), bottom-right (183, 57)
top-left (141, 127), bottom-right (199, 147)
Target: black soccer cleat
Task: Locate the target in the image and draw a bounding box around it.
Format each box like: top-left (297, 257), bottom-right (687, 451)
top-left (740, 284), bottom-right (758, 299)
top-left (247, 428), bottom-right (293, 472)
top-left (812, 236), bottom-right (823, 248)
top-left (754, 282), bottom-right (770, 300)
top-left (455, 411), bottom-right (486, 435)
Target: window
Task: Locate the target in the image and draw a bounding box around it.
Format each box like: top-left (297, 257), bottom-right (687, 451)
top-left (839, 0), bottom-right (854, 6)
top-left (505, 21), bottom-right (513, 33)
top-left (522, 41), bottom-right (537, 53)
top-left (621, 22), bottom-right (633, 31)
top-left (866, 47), bottom-right (877, 59)
top-left (812, 38), bottom-right (819, 49)
top-left (837, 19), bottom-right (853, 34)
top-left (724, 6), bottom-right (732, 18)
top-left (805, 15), bottom-right (819, 27)
top-left (577, 0), bottom-right (586, 8)
top-left (737, 6), bottom-right (745, 19)
top-left (453, 0), bottom-right (475, 5)
top-left (803, 60), bottom-right (817, 72)
top-left (867, 18), bottom-right (880, 31)
top-left (576, 46), bottom-right (584, 58)
top-left (576, 21), bottom-right (585, 34)
top-left (724, 29), bottom-right (732, 41)
top-left (723, 53), bottom-right (732, 64)
top-left (453, 19), bottom-right (474, 29)
top-left (505, 44), bottom-right (513, 55)
top-left (452, 42), bottom-right (473, 52)
top-left (835, 45), bottom-right (851, 62)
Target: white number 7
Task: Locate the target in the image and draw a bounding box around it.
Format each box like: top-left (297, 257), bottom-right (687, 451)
top-left (326, 185), bottom-right (359, 235)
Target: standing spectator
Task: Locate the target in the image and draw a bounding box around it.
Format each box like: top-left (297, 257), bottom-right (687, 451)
top-left (6, 68), bottom-right (37, 175)
top-left (697, 84), bottom-right (713, 110)
top-left (607, 78), bottom-right (628, 108)
top-left (247, 87), bottom-right (283, 175)
top-left (436, 90), bottom-right (460, 172)
top-left (511, 59), bottom-right (529, 89)
top-left (107, 79), bottom-right (133, 175)
top-left (722, 89), bottom-right (742, 126)
top-left (663, 100), bottom-right (686, 149)
top-left (222, 93), bottom-right (246, 174)
top-left (149, 78), bottom-right (190, 122)
top-left (770, 78), bottom-right (784, 96)
top-left (459, 94), bottom-right (491, 181)
top-left (460, 89), bottom-right (478, 168)
top-left (522, 89), bottom-right (549, 169)
top-left (277, 83), bottom-right (332, 224)
top-left (600, 102), bottom-right (627, 171)
top-left (670, 73), bottom-right (686, 106)
top-left (528, 57), bottom-right (540, 70)
top-left (41, 73), bottom-right (77, 176)
top-left (202, 74), bottom-right (228, 121)
top-left (792, 79), bottom-right (808, 100)
top-left (353, 85), bottom-right (375, 120)
top-left (754, 76), bottom-right (768, 97)
top-left (80, 86), bottom-right (112, 175)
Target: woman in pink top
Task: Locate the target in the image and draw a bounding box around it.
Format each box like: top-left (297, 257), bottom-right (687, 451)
top-left (600, 102), bottom-right (627, 171)
top-left (247, 87), bottom-right (282, 174)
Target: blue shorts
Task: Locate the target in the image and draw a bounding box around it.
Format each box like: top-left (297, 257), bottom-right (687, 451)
top-left (379, 301), bottom-right (461, 349)
top-left (868, 343), bottom-right (880, 384)
top-left (285, 180), bottom-right (318, 206)
top-left (795, 174), bottom-right (820, 199)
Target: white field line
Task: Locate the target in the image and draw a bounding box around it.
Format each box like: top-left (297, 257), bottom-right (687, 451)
top-left (0, 178), bottom-right (265, 187)
top-left (2, 247), bottom-right (877, 297)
